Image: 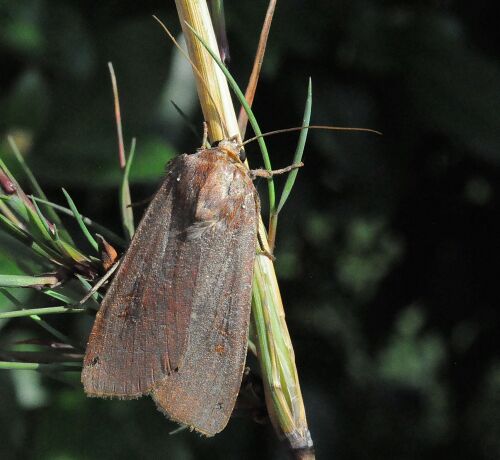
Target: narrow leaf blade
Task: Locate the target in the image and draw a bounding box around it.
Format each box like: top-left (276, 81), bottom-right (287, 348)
top-left (120, 138), bottom-right (136, 241)
top-left (62, 188), bottom-right (99, 252)
top-left (276, 78), bottom-right (312, 214)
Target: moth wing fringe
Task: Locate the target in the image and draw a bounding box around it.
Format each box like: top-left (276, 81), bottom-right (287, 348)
top-left (152, 397), bottom-right (219, 437)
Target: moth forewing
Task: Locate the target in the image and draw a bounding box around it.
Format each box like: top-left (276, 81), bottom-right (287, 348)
top-left (81, 143), bottom-right (259, 436)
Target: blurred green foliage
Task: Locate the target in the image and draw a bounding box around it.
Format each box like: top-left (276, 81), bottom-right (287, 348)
top-left (1, 1), bottom-right (499, 459)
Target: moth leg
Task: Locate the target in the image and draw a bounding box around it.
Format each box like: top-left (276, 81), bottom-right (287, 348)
top-left (256, 247), bottom-right (275, 261)
top-left (256, 232), bottom-right (275, 260)
top-left (79, 260), bottom-right (120, 304)
top-left (250, 162), bottom-right (304, 179)
top-left (251, 189), bottom-right (273, 259)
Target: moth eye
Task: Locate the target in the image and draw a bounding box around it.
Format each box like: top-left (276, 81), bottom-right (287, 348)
top-left (238, 150), bottom-right (246, 162)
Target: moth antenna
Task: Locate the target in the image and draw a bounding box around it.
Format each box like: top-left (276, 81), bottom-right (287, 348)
top-left (108, 62), bottom-right (126, 169)
top-left (153, 15), bottom-right (229, 138)
top-left (240, 125), bottom-right (382, 147)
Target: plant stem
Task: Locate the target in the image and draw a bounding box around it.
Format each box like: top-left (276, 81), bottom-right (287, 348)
top-left (174, 2), bottom-right (314, 456)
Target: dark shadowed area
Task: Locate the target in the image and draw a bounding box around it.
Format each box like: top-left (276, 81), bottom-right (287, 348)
top-left (1, 1), bottom-right (499, 459)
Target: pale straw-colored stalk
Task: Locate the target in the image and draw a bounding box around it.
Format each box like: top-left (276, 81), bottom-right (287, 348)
top-left (175, 0), bottom-right (238, 141)
top-left (174, 1), bottom-right (314, 458)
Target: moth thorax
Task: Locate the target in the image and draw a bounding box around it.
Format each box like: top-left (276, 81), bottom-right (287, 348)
top-left (217, 139), bottom-right (245, 162)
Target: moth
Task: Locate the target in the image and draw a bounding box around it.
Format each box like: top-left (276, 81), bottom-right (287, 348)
top-left (81, 138), bottom-right (260, 436)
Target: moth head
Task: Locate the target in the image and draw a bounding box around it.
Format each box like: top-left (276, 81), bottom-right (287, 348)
top-left (217, 137), bottom-right (246, 163)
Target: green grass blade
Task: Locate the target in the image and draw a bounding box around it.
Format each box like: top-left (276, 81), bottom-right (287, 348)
top-left (30, 200), bottom-right (85, 266)
top-left (0, 197), bottom-right (25, 228)
top-left (0, 361), bottom-right (44, 370)
top-left (7, 137), bottom-right (47, 199)
top-left (61, 188), bottom-right (99, 253)
top-left (0, 193), bottom-right (30, 224)
top-left (2, 288), bottom-right (82, 348)
top-left (0, 351), bottom-right (83, 364)
top-left (0, 306), bottom-right (84, 319)
top-left (0, 274), bottom-right (58, 288)
top-left (0, 158), bottom-right (30, 220)
top-left (42, 289), bottom-right (77, 304)
top-left (120, 138), bottom-right (136, 241)
top-left (0, 156), bottom-right (15, 180)
top-left (25, 199), bottom-right (91, 264)
top-left (0, 286), bottom-right (76, 346)
top-left (30, 196), bottom-right (125, 247)
top-left (24, 199), bottom-right (55, 246)
top-left (30, 198), bottom-right (55, 240)
top-left (7, 136), bottom-right (73, 243)
top-left (0, 213), bottom-right (31, 243)
top-left (0, 214), bottom-right (65, 263)
top-left (0, 361), bottom-right (82, 371)
top-left (185, 23), bottom-right (276, 215)
top-left (0, 289), bottom-right (22, 306)
top-left (53, 239), bottom-right (90, 264)
top-left (75, 275), bottom-right (101, 308)
top-left (276, 78), bottom-right (312, 214)
top-left (29, 314), bottom-right (78, 348)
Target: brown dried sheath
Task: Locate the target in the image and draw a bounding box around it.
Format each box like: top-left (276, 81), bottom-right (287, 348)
top-left (81, 141), bottom-right (258, 436)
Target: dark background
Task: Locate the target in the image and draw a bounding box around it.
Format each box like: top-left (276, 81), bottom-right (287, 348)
top-left (1, 1), bottom-right (499, 459)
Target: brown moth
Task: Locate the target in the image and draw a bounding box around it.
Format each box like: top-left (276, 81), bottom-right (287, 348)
top-left (81, 139), bottom-right (259, 436)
